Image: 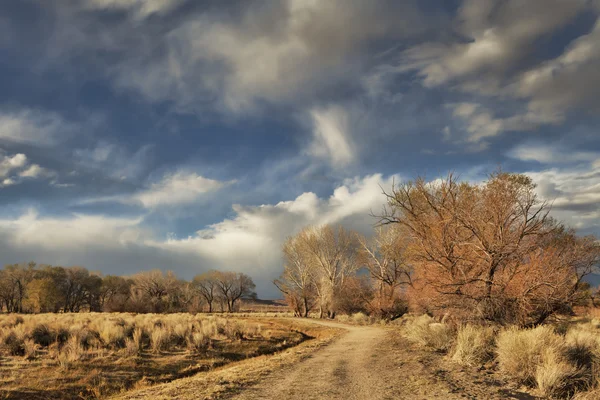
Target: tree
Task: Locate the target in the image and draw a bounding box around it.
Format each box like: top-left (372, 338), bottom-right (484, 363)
top-left (130, 270), bottom-right (178, 313)
top-left (0, 262), bottom-right (36, 312)
top-left (214, 271), bottom-right (256, 312)
top-left (379, 171), bottom-right (600, 326)
top-left (99, 275), bottom-right (133, 312)
top-left (357, 225), bottom-right (412, 319)
top-left (274, 230), bottom-right (317, 317)
top-left (192, 271), bottom-right (220, 312)
top-left (277, 225), bottom-right (358, 319)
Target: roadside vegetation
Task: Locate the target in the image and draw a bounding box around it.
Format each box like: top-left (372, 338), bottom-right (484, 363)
top-left (0, 313), bottom-right (312, 399)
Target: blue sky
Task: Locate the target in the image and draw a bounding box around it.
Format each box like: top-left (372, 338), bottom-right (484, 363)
top-left (1, 0), bottom-right (599, 297)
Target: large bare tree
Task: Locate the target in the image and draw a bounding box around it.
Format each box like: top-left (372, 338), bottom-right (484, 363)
top-left (379, 171), bottom-right (600, 326)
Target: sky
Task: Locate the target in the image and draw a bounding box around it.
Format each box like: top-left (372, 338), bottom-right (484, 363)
top-left (0, 0), bottom-right (599, 298)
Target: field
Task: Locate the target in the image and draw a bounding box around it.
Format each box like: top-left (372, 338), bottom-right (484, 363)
top-left (0, 313), bottom-right (317, 399)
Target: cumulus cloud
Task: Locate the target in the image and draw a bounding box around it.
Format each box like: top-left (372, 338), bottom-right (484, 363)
top-left (0, 174), bottom-right (398, 296)
top-left (0, 151), bottom-right (55, 187)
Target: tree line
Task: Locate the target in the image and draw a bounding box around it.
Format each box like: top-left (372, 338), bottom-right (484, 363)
top-left (0, 265), bottom-right (256, 314)
top-left (275, 172), bottom-right (600, 326)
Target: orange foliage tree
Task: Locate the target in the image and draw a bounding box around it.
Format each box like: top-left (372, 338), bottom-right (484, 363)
top-left (379, 171), bottom-right (600, 326)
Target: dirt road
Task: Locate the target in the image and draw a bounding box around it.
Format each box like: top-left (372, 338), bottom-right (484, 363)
top-left (115, 319), bottom-right (539, 400)
top-left (227, 320), bottom-right (538, 400)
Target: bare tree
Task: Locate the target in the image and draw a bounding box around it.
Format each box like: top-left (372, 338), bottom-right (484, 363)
top-left (192, 270), bottom-right (220, 312)
top-left (300, 225), bottom-right (359, 319)
top-left (214, 271), bottom-right (256, 312)
top-left (357, 225), bottom-right (412, 319)
top-left (274, 230), bottom-right (317, 317)
top-left (379, 171), bottom-right (600, 326)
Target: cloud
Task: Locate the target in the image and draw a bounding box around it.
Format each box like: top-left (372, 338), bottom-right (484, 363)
top-left (513, 19), bottom-right (600, 120)
top-left (0, 173), bottom-right (398, 296)
top-left (98, 0), bottom-right (427, 114)
top-left (134, 171), bottom-right (234, 208)
top-left (0, 151), bottom-right (55, 187)
top-left (73, 142), bottom-right (153, 181)
top-left (308, 106), bottom-right (354, 168)
top-left (0, 153), bottom-right (27, 177)
top-left (81, 0), bottom-right (184, 20)
top-left (402, 0), bottom-right (588, 87)
top-left (0, 109), bottom-right (74, 146)
top-left (158, 173), bottom-right (397, 293)
top-left (526, 166), bottom-right (600, 233)
top-left (508, 142), bottom-right (599, 165)
top-left (396, 1), bottom-right (599, 143)
top-left (81, 170), bottom-right (235, 208)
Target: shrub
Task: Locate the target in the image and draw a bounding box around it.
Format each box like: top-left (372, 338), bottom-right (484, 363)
top-left (151, 328), bottom-right (169, 353)
top-left (535, 348), bottom-right (588, 399)
top-left (31, 324), bottom-right (54, 347)
top-left (451, 325), bottom-right (496, 366)
top-left (496, 326), bottom-right (563, 384)
top-left (403, 315), bottom-right (454, 352)
top-left (187, 332), bottom-right (210, 353)
top-left (224, 321), bottom-right (245, 341)
top-left (351, 312), bottom-right (369, 325)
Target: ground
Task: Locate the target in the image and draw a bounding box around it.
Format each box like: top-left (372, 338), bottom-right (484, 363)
top-left (114, 319), bottom-right (543, 400)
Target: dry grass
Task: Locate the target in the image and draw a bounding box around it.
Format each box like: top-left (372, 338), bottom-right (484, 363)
top-left (0, 313), bottom-right (308, 399)
top-left (497, 326), bottom-right (564, 384)
top-left (451, 324), bottom-right (495, 366)
top-left (402, 314), bottom-right (454, 352)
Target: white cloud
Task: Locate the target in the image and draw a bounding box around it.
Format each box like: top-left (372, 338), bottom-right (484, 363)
top-left (308, 106), bottom-right (354, 168)
top-left (105, 0), bottom-right (425, 114)
top-left (19, 164), bottom-right (55, 179)
top-left (0, 153), bottom-right (27, 177)
top-left (0, 151), bottom-right (56, 187)
top-left (0, 209), bottom-right (146, 249)
top-left (397, 1), bottom-right (599, 141)
top-left (402, 0), bottom-right (587, 87)
top-left (508, 142), bottom-right (599, 165)
top-left (134, 171), bottom-right (233, 208)
top-left (0, 109), bottom-right (73, 146)
top-left (158, 173), bottom-right (397, 280)
top-left (0, 173), bottom-right (399, 296)
top-left (81, 0), bottom-right (184, 20)
top-left (526, 166), bottom-right (600, 232)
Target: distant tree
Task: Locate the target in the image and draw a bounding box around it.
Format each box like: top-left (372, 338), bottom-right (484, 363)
top-left (99, 275), bottom-right (133, 312)
top-left (214, 271), bottom-right (256, 312)
top-left (0, 262), bottom-right (36, 312)
top-left (192, 271), bottom-right (221, 312)
top-left (131, 270), bottom-right (178, 313)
